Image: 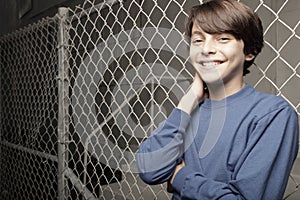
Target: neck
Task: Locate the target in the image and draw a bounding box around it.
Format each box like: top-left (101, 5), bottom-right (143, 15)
top-left (207, 81), bottom-right (245, 101)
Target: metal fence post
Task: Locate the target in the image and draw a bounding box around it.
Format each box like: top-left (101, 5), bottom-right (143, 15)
top-left (57, 7), bottom-right (69, 200)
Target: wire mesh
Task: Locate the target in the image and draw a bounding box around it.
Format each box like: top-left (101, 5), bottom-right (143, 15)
top-left (0, 17), bottom-right (59, 199)
top-left (0, 0), bottom-right (299, 199)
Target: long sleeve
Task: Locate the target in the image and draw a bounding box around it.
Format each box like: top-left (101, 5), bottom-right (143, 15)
top-left (172, 105), bottom-right (299, 200)
top-left (136, 108), bottom-right (191, 184)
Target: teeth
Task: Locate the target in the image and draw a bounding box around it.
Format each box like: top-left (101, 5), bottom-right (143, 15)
top-left (202, 62), bottom-right (220, 67)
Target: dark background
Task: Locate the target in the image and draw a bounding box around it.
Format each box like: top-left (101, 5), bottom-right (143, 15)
top-left (0, 0), bottom-right (88, 36)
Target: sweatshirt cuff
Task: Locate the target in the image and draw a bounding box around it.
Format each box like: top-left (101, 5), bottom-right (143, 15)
top-left (172, 165), bottom-right (194, 193)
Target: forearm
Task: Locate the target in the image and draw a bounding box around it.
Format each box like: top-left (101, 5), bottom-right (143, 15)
top-left (136, 109), bottom-right (190, 184)
top-left (172, 167), bottom-right (244, 200)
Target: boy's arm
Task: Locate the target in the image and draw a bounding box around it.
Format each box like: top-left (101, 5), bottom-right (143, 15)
top-left (171, 106), bottom-right (299, 199)
top-left (136, 74), bottom-right (205, 184)
top-left (136, 108), bottom-right (190, 184)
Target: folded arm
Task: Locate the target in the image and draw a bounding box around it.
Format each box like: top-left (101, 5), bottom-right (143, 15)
top-left (171, 106), bottom-right (299, 199)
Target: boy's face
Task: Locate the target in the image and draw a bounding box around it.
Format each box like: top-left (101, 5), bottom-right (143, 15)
top-left (189, 23), bottom-right (254, 87)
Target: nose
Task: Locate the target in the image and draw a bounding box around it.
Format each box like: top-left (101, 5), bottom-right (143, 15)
top-left (201, 40), bottom-right (216, 55)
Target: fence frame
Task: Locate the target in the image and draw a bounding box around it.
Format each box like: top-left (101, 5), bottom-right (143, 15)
top-left (57, 7), bottom-right (70, 200)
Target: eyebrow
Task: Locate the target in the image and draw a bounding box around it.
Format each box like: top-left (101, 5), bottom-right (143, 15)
top-left (191, 30), bottom-right (204, 36)
top-left (192, 31), bottom-right (233, 37)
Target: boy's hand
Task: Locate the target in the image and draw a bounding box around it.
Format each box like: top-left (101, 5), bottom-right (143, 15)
top-left (191, 73), bottom-right (208, 102)
top-left (177, 73), bottom-right (208, 114)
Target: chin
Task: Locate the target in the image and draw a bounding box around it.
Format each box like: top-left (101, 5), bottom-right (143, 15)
top-left (200, 74), bottom-right (224, 85)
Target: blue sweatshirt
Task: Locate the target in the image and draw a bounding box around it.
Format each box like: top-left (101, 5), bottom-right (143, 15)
top-left (136, 84), bottom-right (299, 200)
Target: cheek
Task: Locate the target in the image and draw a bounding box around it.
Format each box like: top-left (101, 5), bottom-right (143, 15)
top-left (189, 46), bottom-right (202, 61)
top-left (230, 43), bottom-right (245, 56)
top-left (224, 45), bottom-right (245, 61)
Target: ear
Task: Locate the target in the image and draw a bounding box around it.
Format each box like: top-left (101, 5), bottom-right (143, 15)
top-left (245, 54), bottom-right (255, 61)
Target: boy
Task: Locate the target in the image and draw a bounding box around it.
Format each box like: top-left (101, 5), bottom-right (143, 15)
top-left (136, 0), bottom-right (299, 199)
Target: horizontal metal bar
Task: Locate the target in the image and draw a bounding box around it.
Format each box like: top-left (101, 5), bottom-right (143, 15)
top-left (64, 167), bottom-right (97, 200)
top-left (0, 140), bottom-right (58, 162)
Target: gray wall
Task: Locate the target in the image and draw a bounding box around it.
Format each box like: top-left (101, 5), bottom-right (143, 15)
top-left (0, 0), bottom-right (84, 36)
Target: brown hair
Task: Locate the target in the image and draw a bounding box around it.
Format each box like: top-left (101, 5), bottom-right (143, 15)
top-left (185, 0), bottom-right (264, 75)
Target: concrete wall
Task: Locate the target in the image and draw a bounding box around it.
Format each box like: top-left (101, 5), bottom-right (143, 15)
top-left (0, 0), bottom-right (84, 36)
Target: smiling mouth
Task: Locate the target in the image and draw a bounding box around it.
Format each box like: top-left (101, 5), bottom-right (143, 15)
top-left (199, 61), bottom-right (224, 68)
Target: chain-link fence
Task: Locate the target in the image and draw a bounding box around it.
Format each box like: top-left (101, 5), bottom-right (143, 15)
top-left (0, 17), bottom-right (59, 199)
top-left (0, 0), bottom-right (299, 199)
